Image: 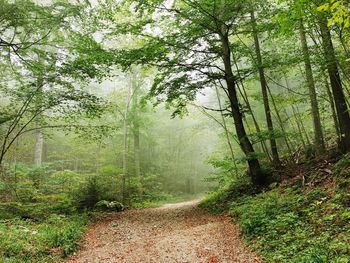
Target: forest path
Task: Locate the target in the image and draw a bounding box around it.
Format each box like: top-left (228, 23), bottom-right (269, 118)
top-left (64, 200), bottom-right (262, 263)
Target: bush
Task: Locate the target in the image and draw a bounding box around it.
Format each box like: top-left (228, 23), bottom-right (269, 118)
top-left (0, 197), bottom-right (76, 220)
top-left (73, 176), bottom-right (101, 209)
top-left (200, 177), bottom-right (257, 214)
top-left (42, 170), bottom-right (82, 195)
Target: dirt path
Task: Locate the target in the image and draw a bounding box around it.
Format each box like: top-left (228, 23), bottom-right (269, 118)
top-left (65, 200), bottom-right (262, 263)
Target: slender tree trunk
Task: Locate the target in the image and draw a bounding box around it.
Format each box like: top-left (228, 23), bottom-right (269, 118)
top-left (290, 104), bottom-right (307, 149)
top-left (299, 19), bottom-right (325, 153)
top-left (232, 52), bottom-right (271, 161)
top-left (296, 104), bottom-right (311, 145)
top-left (34, 128), bottom-right (44, 166)
top-left (122, 81), bottom-right (132, 203)
top-left (122, 116), bottom-right (128, 203)
top-left (266, 84), bottom-right (293, 155)
top-left (251, 11), bottom-right (280, 166)
top-left (220, 28), bottom-right (264, 185)
top-left (133, 122), bottom-right (140, 177)
top-left (324, 74), bottom-right (341, 140)
top-left (319, 17), bottom-right (350, 152)
top-left (34, 74), bottom-right (44, 166)
top-left (238, 85), bottom-right (272, 161)
top-left (131, 76), bottom-right (141, 178)
top-left (284, 74), bottom-right (311, 147)
top-left (215, 86), bottom-right (238, 175)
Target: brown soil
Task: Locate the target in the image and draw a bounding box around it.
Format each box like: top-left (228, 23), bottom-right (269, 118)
top-left (64, 200), bottom-right (262, 263)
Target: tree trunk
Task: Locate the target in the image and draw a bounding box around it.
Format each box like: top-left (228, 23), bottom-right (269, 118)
top-left (34, 128), bottom-right (44, 166)
top-left (324, 74), bottom-right (341, 141)
top-left (291, 104), bottom-right (307, 150)
top-left (266, 84), bottom-right (293, 155)
top-left (251, 11), bottom-right (280, 165)
top-left (284, 74), bottom-right (311, 148)
top-left (232, 52), bottom-right (272, 161)
top-left (299, 19), bottom-right (325, 153)
top-left (122, 80), bottom-right (132, 203)
top-left (220, 28), bottom-right (264, 185)
top-left (319, 17), bottom-right (350, 152)
top-left (133, 122), bottom-right (141, 177)
top-left (295, 104), bottom-right (312, 145)
top-left (215, 86), bottom-right (238, 175)
top-left (131, 76), bottom-right (141, 178)
top-left (239, 83), bottom-right (272, 161)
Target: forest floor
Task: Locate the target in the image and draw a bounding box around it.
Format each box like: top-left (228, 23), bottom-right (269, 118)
top-left (64, 200), bottom-right (262, 263)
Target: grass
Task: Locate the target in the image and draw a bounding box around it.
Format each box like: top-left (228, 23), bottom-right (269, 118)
top-left (0, 214), bottom-right (89, 263)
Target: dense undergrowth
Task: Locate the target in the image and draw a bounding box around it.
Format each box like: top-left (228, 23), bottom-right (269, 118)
top-left (200, 154), bottom-right (350, 262)
top-left (0, 162), bottom-right (200, 262)
top-left (0, 192), bottom-right (198, 263)
top-left (0, 214), bottom-right (88, 263)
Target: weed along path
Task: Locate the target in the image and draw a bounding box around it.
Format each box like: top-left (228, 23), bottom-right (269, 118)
top-left (65, 200), bottom-right (262, 263)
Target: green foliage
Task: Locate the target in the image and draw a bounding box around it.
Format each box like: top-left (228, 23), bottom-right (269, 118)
top-left (0, 214), bottom-right (88, 262)
top-left (228, 185), bottom-right (350, 262)
top-left (206, 155), bottom-right (239, 187)
top-left (317, 0), bottom-right (350, 28)
top-left (0, 199), bottom-right (76, 220)
top-left (73, 176), bottom-right (101, 209)
top-left (200, 177), bottom-right (257, 214)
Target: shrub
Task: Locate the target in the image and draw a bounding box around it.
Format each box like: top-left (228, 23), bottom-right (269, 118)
top-left (200, 177), bottom-right (257, 214)
top-left (73, 176), bottom-right (101, 209)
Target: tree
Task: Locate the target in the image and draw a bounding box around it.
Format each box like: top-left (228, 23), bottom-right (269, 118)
top-left (250, 10), bottom-right (281, 165)
top-left (298, 18), bottom-right (325, 153)
top-left (107, 0), bottom-right (266, 185)
top-left (318, 15), bottom-right (350, 152)
top-left (0, 0), bottom-right (111, 166)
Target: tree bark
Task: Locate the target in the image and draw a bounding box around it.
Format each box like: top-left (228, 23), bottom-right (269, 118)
top-left (232, 52), bottom-right (272, 161)
top-left (324, 74), bottom-right (341, 141)
top-left (219, 27), bottom-right (264, 185)
top-left (251, 11), bottom-right (280, 165)
top-left (299, 19), bottom-right (325, 153)
top-left (319, 17), bottom-right (350, 152)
